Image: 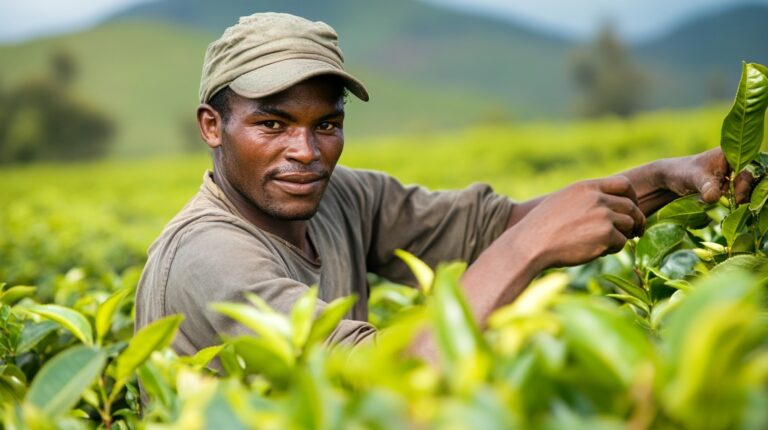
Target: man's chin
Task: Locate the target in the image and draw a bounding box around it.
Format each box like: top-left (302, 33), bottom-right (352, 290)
top-left (262, 202), bottom-right (320, 221)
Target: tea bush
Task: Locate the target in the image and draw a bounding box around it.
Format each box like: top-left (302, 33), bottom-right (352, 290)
top-left (0, 63), bottom-right (767, 429)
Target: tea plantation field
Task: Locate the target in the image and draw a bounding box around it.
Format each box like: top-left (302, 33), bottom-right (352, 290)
top-left (1, 102), bottom-right (767, 429)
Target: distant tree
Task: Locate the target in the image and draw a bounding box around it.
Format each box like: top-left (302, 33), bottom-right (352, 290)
top-left (50, 49), bottom-right (78, 88)
top-left (570, 23), bottom-right (646, 118)
top-left (0, 52), bottom-right (115, 164)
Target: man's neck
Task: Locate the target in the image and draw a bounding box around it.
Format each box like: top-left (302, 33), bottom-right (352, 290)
top-left (212, 169), bottom-right (313, 258)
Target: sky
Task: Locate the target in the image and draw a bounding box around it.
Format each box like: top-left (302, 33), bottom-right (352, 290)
top-left (1, 0), bottom-right (767, 43)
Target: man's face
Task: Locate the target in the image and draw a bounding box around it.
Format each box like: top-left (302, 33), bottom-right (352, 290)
top-left (216, 76), bottom-right (345, 221)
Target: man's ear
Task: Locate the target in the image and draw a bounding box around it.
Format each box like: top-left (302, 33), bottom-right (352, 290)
top-left (197, 104), bottom-right (224, 149)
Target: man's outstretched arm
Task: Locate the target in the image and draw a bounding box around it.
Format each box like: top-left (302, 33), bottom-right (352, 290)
top-left (410, 148), bottom-right (753, 362)
top-left (505, 148), bottom-right (752, 230)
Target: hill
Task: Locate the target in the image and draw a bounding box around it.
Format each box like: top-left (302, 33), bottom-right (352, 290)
top-left (633, 3), bottom-right (768, 108)
top-left (112, 0), bottom-right (578, 116)
top-left (1, 1), bottom-right (767, 158)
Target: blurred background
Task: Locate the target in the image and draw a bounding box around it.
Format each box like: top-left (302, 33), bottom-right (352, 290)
top-left (1, 0), bottom-right (768, 159)
top-left (1, 0), bottom-right (768, 286)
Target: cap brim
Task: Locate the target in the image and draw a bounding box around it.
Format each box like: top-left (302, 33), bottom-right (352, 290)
top-left (229, 58), bottom-right (369, 102)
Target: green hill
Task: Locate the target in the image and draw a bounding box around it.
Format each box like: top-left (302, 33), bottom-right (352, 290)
top-left (633, 4), bottom-right (768, 108)
top-left (0, 20), bottom-right (515, 157)
top-left (2, 1), bottom-right (767, 159)
top-left (112, 0), bottom-right (577, 114)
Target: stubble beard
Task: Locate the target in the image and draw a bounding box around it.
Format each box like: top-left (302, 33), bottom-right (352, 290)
top-left (219, 146), bottom-right (326, 222)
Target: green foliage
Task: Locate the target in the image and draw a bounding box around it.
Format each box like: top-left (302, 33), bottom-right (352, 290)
top-left (720, 62), bottom-right (768, 174)
top-left (1, 64), bottom-right (768, 429)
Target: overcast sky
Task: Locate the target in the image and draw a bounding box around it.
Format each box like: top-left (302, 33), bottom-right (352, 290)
top-left (1, 0), bottom-right (767, 43)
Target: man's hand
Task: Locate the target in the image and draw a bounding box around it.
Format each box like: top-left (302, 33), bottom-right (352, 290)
top-left (509, 175), bottom-right (646, 270)
top-left (658, 148), bottom-right (755, 204)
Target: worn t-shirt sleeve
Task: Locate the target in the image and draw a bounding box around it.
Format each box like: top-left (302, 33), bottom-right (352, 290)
top-left (164, 221), bottom-right (376, 355)
top-left (346, 169), bottom-right (516, 285)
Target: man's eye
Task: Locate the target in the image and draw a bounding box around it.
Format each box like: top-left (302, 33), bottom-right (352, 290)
top-left (261, 121), bottom-right (282, 130)
top-left (318, 122), bottom-right (338, 131)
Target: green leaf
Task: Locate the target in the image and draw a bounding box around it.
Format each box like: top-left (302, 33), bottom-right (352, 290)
top-left (660, 250), bottom-right (699, 280)
top-left (749, 177), bottom-right (768, 212)
top-left (0, 286), bottom-right (36, 305)
top-left (556, 298), bottom-right (656, 388)
top-left (636, 223), bottom-right (686, 269)
top-left (758, 205), bottom-right (768, 236)
top-left (137, 360), bottom-right (174, 409)
top-left (291, 287), bottom-right (317, 349)
top-left (710, 254), bottom-right (768, 283)
top-left (662, 272), bottom-right (765, 428)
top-left (720, 62), bottom-right (768, 173)
top-left (430, 262), bottom-right (490, 391)
top-left (656, 194), bottom-right (713, 229)
top-left (26, 346), bottom-right (106, 416)
top-left (721, 204), bottom-right (752, 247)
top-left (602, 274), bottom-right (649, 303)
top-left (212, 303), bottom-right (294, 365)
top-left (306, 294), bottom-right (358, 348)
top-left (394, 249), bottom-right (435, 294)
top-left (606, 294), bottom-right (650, 314)
top-left (17, 321), bottom-right (58, 354)
top-left (95, 287), bottom-right (131, 345)
top-left (22, 304), bottom-right (93, 346)
top-left (665, 279), bottom-right (694, 292)
top-left (230, 336), bottom-right (293, 385)
top-left (488, 272), bottom-right (569, 327)
top-left (115, 314), bottom-right (183, 384)
top-left (179, 344), bottom-right (226, 368)
top-left (0, 365), bottom-right (27, 402)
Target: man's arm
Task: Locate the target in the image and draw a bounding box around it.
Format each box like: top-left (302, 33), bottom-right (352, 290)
top-left (411, 148), bottom-right (752, 362)
top-left (505, 148), bottom-right (752, 230)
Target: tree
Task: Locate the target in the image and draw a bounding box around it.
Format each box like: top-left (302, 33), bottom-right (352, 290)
top-left (0, 51), bottom-right (115, 164)
top-left (570, 23), bottom-right (646, 118)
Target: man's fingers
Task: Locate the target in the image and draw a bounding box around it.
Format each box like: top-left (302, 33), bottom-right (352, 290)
top-left (611, 213), bottom-right (636, 239)
top-left (601, 227), bottom-right (630, 257)
top-left (734, 170), bottom-right (757, 204)
top-left (599, 176), bottom-right (638, 205)
top-left (603, 195), bottom-right (646, 236)
top-left (698, 176), bottom-right (724, 203)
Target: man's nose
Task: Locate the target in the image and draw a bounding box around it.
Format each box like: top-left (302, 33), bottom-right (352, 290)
top-left (286, 127), bottom-right (321, 164)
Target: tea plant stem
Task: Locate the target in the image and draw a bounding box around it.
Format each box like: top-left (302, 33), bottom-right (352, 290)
top-left (98, 375), bottom-right (113, 430)
top-left (728, 175), bottom-right (737, 211)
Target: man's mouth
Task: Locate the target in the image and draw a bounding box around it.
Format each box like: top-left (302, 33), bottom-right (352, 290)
top-left (271, 172), bottom-right (327, 195)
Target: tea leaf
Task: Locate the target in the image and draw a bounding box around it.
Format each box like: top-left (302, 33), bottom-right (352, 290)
top-left (721, 204), bottom-right (751, 247)
top-left (17, 321), bottom-right (58, 354)
top-left (26, 346), bottom-right (106, 416)
top-left (749, 176), bottom-right (768, 212)
top-left (720, 62), bottom-right (768, 173)
top-left (211, 302), bottom-right (293, 352)
top-left (22, 304), bottom-right (94, 346)
top-left (0, 286), bottom-right (36, 305)
top-left (636, 223), bottom-right (686, 269)
top-left (395, 249), bottom-right (435, 294)
top-left (291, 287), bottom-right (318, 349)
top-left (656, 194), bottom-right (712, 229)
top-left (602, 274), bottom-right (649, 303)
top-left (95, 287), bottom-right (131, 345)
top-left (115, 314), bottom-right (183, 385)
top-left (430, 262), bottom-right (490, 391)
top-left (306, 294), bottom-right (358, 348)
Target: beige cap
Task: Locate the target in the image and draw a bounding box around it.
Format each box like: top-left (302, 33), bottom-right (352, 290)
top-left (199, 12), bottom-right (369, 103)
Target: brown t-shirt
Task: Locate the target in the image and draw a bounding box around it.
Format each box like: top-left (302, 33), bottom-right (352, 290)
top-left (135, 166), bottom-right (515, 356)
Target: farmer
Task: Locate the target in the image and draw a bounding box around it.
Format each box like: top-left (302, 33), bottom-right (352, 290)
top-left (135, 12), bottom-right (751, 360)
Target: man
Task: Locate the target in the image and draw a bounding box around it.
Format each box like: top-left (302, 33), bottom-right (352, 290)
top-left (135, 12), bottom-right (749, 360)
